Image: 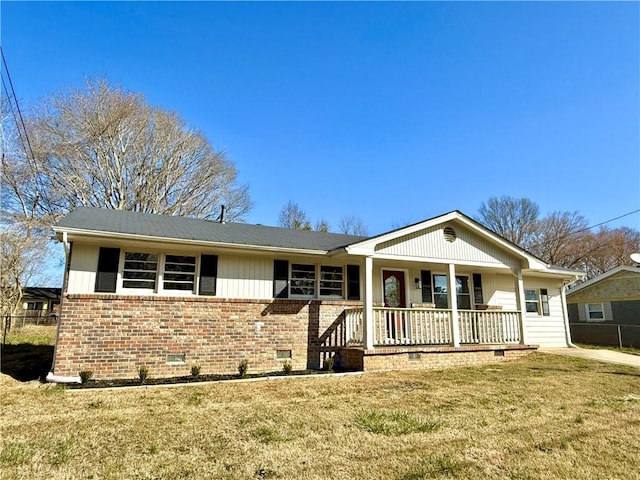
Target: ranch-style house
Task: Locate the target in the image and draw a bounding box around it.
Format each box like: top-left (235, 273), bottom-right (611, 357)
top-left (49, 208), bottom-right (582, 381)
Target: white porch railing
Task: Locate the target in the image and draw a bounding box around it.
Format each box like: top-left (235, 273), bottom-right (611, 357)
top-left (344, 307), bottom-right (364, 345)
top-left (373, 308), bottom-right (452, 346)
top-left (458, 310), bottom-right (521, 344)
top-left (343, 307), bottom-right (521, 347)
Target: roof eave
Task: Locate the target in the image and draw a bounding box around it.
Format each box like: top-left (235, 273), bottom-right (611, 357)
top-left (54, 226), bottom-right (330, 256)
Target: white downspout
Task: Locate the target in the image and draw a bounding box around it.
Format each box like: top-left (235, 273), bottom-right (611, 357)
top-left (560, 277), bottom-right (580, 349)
top-left (47, 231), bottom-right (81, 384)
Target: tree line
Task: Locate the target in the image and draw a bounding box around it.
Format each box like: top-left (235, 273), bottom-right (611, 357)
top-left (2, 80), bottom-right (637, 315)
top-left (475, 196), bottom-right (639, 279)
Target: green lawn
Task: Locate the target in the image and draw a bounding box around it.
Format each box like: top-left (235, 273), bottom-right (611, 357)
top-left (1, 352), bottom-right (639, 479)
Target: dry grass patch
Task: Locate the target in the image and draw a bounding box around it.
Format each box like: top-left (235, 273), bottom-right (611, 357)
top-left (1, 353), bottom-right (639, 479)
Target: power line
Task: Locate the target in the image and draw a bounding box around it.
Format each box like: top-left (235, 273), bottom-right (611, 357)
top-left (1, 46), bottom-right (36, 162)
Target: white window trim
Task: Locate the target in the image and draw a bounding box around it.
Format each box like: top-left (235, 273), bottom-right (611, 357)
top-left (524, 289), bottom-right (541, 315)
top-left (119, 250), bottom-right (160, 294)
top-left (289, 262), bottom-right (317, 299)
top-left (117, 250), bottom-right (202, 296)
top-left (586, 303), bottom-right (605, 322)
top-left (161, 254), bottom-right (197, 294)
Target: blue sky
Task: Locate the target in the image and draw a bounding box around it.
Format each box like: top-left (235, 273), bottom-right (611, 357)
top-left (3, 1), bottom-right (639, 235)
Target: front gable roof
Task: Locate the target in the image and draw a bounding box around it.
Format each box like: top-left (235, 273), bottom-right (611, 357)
top-left (344, 211), bottom-right (551, 271)
top-left (55, 208), bottom-right (366, 253)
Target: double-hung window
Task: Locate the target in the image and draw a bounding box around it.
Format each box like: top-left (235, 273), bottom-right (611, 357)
top-left (525, 289), bottom-right (551, 316)
top-left (290, 263), bottom-right (316, 297)
top-left (123, 252), bottom-right (158, 290)
top-left (432, 274), bottom-right (472, 309)
top-left (525, 289), bottom-right (540, 313)
top-left (163, 255), bottom-right (196, 291)
top-left (586, 303), bottom-right (604, 321)
top-left (319, 266), bottom-right (343, 297)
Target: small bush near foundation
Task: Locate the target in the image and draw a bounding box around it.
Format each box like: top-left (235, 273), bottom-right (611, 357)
top-left (79, 370), bottom-right (93, 384)
top-left (138, 366), bottom-right (149, 384)
top-left (191, 365), bottom-right (201, 377)
top-left (282, 360), bottom-right (292, 375)
top-left (238, 359), bottom-right (249, 378)
top-left (323, 357), bottom-right (334, 373)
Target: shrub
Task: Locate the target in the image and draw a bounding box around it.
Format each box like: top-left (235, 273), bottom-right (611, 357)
top-left (79, 370), bottom-right (93, 384)
top-left (238, 359), bottom-right (249, 378)
top-left (138, 366), bottom-right (149, 384)
top-left (191, 365), bottom-right (201, 377)
top-left (282, 360), bottom-right (292, 375)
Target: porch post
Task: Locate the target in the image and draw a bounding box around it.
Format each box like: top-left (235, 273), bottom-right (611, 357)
top-left (363, 256), bottom-right (375, 350)
top-left (448, 263), bottom-right (460, 347)
top-left (514, 269), bottom-right (528, 345)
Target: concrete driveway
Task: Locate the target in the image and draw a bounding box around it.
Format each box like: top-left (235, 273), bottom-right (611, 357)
top-left (540, 347), bottom-right (640, 368)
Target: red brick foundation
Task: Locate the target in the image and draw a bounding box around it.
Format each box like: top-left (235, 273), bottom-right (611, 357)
top-left (53, 294), bottom-right (359, 380)
top-left (339, 344), bottom-right (537, 372)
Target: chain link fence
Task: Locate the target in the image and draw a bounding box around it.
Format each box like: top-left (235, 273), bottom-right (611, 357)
top-left (2, 314), bottom-right (58, 346)
top-left (569, 322), bottom-right (640, 348)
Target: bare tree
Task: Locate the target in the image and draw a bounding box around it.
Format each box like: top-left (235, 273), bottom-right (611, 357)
top-left (528, 211), bottom-right (591, 268)
top-left (278, 201), bottom-right (311, 230)
top-left (0, 224), bottom-right (51, 317)
top-left (2, 79), bottom-right (251, 224)
top-left (338, 215), bottom-right (368, 236)
top-left (476, 196), bottom-right (540, 247)
top-left (582, 227), bottom-right (640, 278)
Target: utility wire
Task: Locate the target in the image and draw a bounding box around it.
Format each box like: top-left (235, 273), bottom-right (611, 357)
top-left (1, 46), bottom-right (36, 162)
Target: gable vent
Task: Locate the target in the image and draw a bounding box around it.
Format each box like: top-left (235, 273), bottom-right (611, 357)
top-left (443, 226), bottom-right (457, 242)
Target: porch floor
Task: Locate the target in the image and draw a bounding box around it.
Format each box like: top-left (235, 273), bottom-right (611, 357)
top-left (338, 343), bottom-right (538, 372)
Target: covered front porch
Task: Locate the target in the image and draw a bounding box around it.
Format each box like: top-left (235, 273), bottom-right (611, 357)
top-left (343, 305), bottom-right (523, 347)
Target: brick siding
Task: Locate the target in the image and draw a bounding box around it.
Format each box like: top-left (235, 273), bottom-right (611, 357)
top-left (339, 344), bottom-right (536, 372)
top-left (53, 294), bottom-right (360, 380)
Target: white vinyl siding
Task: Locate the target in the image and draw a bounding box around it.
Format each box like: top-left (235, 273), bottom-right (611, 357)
top-left (67, 244), bottom-right (99, 294)
top-left (523, 280), bottom-right (569, 347)
top-left (375, 224), bottom-right (520, 268)
top-left (216, 255), bottom-right (273, 299)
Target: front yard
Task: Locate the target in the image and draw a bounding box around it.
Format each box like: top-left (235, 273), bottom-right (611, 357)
top-left (1, 353), bottom-right (639, 479)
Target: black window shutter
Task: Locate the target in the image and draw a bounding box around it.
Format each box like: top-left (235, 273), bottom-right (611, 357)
top-left (473, 273), bottom-right (484, 305)
top-left (540, 288), bottom-right (550, 316)
top-left (421, 270), bottom-right (432, 303)
top-left (95, 247), bottom-right (120, 293)
top-left (346, 265), bottom-right (360, 300)
top-left (273, 260), bottom-right (289, 298)
top-left (199, 255), bottom-right (218, 296)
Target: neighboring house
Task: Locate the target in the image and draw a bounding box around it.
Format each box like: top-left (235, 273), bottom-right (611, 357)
top-left (17, 287), bottom-right (62, 318)
top-left (49, 208), bottom-right (583, 381)
top-left (566, 266), bottom-right (640, 347)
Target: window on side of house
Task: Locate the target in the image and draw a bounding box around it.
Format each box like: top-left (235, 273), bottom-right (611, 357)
top-left (26, 301), bottom-right (44, 310)
top-left (525, 289), bottom-right (540, 314)
top-left (290, 263), bottom-right (316, 297)
top-left (586, 303), bottom-right (604, 321)
top-left (123, 252), bottom-right (158, 290)
top-left (163, 255), bottom-right (196, 291)
top-left (319, 265), bottom-right (343, 298)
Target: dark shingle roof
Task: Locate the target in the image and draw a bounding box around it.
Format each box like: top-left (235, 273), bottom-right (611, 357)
top-left (55, 208), bottom-right (367, 252)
